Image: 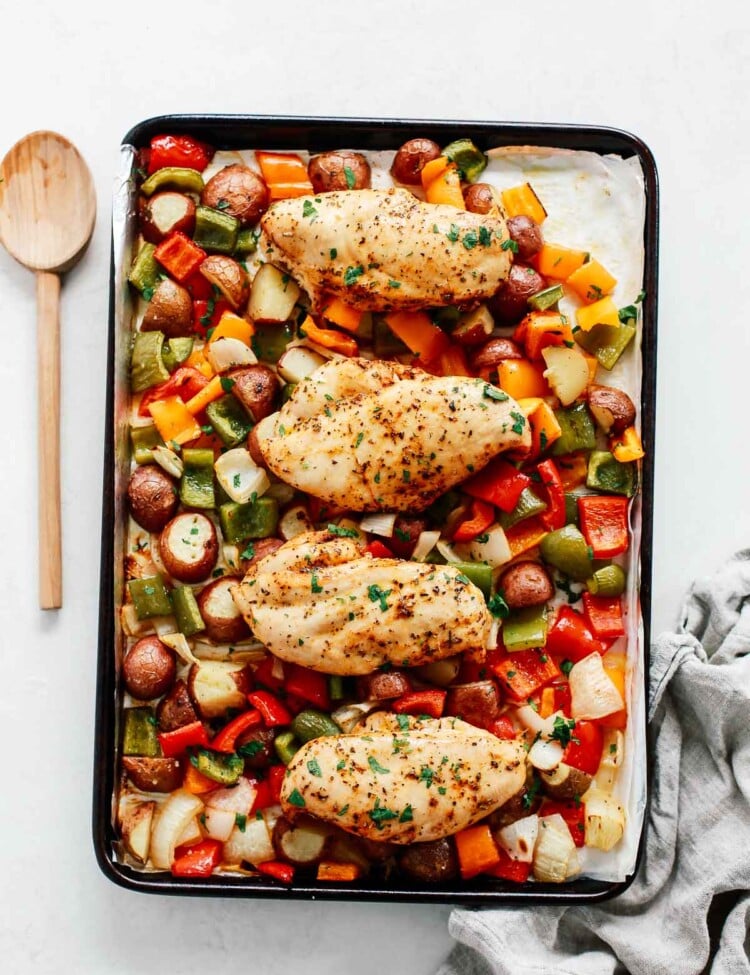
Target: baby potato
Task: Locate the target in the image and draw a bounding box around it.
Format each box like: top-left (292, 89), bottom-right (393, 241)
top-left (507, 215), bottom-right (544, 262)
top-left (127, 465), bottom-right (178, 533)
top-left (498, 561), bottom-right (554, 609)
top-left (391, 138), bottom-right (441, 185)
top-left (201, 164), bottom-right (269, 226)
top-left (490, 264), bottom-right (547, 325)
top-left (308, 151), bottom-right (371, 193)
top-left (140, 278), bottom-right (193, 337)
top-left (463, 182), bottom-right (496, 214)
top-left (156, 679), bottom-right (199, 732)
top-left (123, 635), bottom-right (177, 700)
top-left (141, 192), bottom-right (196, 244)
top-left (228, 364), bottom-right (280, 422)
top-left (159, 512), bottom-right (218, 583)
top-left (197, 576), bottom-right (250, 644)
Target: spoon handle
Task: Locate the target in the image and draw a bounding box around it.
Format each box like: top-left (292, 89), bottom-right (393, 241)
top-left (37, 271), bottom-right (62, 609)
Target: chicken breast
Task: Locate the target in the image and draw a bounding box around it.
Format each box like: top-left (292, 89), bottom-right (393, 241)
top-left (260, 188), bottom-right (512, 312)
top-left (230, 530), bottom-right (491, 675)
top-left (255, 360), bottom-right (531, 512)
top-left (280, 717), bottom-right (526, 843)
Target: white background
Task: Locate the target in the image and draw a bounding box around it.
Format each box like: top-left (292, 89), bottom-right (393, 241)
top-left (1, 1), bottom-right (748, 972)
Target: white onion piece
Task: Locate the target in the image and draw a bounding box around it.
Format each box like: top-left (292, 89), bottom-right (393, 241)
top-left (151, 445), bottom-right (184, 478)
top-left (436, 539), bottom-right (460, 563)
top-left (514, 705), bottom-right (550, 736)
top-left (207, 777), bottom-right (257, 814)
top-left (584, 789), bottom-right (625, 851)
top-left (129, 415), bottom-right (157, 429)
top-left (534, 814), bottom-right (579, 882)
top-left (331, 700), bottom-right (380, 733)
top-left (529, 737), bottom-right (565, 771)
top-left (121, 603), bottom-right (154, 637)
top-left (150, 790), bottom-right (204, 869)
top-left (223, 816), bottom-right (275, 867)
top-left (204, 806), bottom-right (237, 843)
top-left (206, 337), bottom-right (258, 372)
top-left (360, 512), bottom-right (397, 538)
top-left (277, 346), bottom-right (327, 383)
top-left (175, 817), bottom-right (202, 848)
top-left (214, 448), bottom-right (270, 504)
top-left (222, 544), bottom-right (240, 571)
top-left (454, 525), bottom-right (512, 568)
top-left (285, 336), bottom-right (343, 361)
top-left (569, 652), bottom-right (625, 720)
top-left (159, 631), bottom-right (200, 667)
top-left (411, 530), bottom-right (441, 562)
top-left (271, 656), bottom-right (285, 681)
top-left (497, 815), bottom-right (539, 863)
top-left (152, 616), bottom-right (179, 637)
top-left (486, 617), bottom-right (500, 650)
top-left (279, 503), bottom-right (314, 541)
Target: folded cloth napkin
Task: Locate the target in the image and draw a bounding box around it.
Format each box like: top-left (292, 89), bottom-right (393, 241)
top-left (439, 551), bottom-right (750, 975)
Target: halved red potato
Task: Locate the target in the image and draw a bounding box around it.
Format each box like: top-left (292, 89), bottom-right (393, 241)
top-left (445, 680), bottom-right (500, 728)
top-left (197, 576), bottom-right (250, 643)
top-left (120, 801), bottom-right (155, 863)
top-left (272, 817), bottom-right (330, 865)
top-left (187, 661), bottom-right (250, 719)
top-left (356, 670), bottom-right (411, 701)
top-left (159, 513), bottom-right (218, 583)
top-left (156, 679), bottom-right (198, 732)
top-left (141, 192), bottom-right (196, 244)
top-left (122, 757), bottom-right (183, 793)
top-left (122, 635), bottom-right (176, 700)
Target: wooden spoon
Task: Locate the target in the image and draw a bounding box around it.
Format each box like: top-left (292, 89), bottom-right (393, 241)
top-left (0, 131), bottom-right (96, 609)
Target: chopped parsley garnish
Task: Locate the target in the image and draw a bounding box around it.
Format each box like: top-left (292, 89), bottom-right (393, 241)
top-left (369, 797), bottom-right (398, 829)
top-left (419, 766), bottom-right (436, 789)
top-left (560, 659), bottom-right (574, 676)
top-left (586, 284), bottom-right (603, 301)
top-left (396, 714), bottom-right (410, 732)
top-left (355, 432), bottom-right (364, 448)
top-left (337, 804), bottom-right (349, 817)
top-left (446, 224), bottom-right (460, 243)
top-left (240, 541), bottom-right (256, 561)
top-left (235, 813), bottom-right (247, 832)
top-left (368, 756), bottom-right (390, 775)
top-left (311, 572), bottom-right (323, 594)
top-left (487, 592), bottom-right (510, 619)
top-left (220, 377), bottom-right (235, 392)
top-left (287, 788), bottom-right (306, 808)
top-left (344, 165), bottom-right (356, 189)
top-left (501, 238), bottom-right (519, 253)
top-left (456, 573), bottom-right (471, 585)
top-left (336, 759), bottom-right (347, 771)
top-left (506, 670), bottom-right (517, 679)
top-left (618, 304), bottom-right (638, 323)
top-left (367, 584), bottom-right (392, 611)
top-left (438, 786), bottom-right (447, 795)
top-left (399, 805), bottom-right (414, 823)
top-left (306, 758), bottom-right (322, 777)
top-left (550, 715), bottom-right (579, 747)
top-left (609, 743), bottom-right (618, 754)
top-left (394, 528), bottom-right (411, 542)
top-left (462, 229), bottom-right (479, 250)
top-left (476, 533), bottom-right (490, 544)
top-left (343, 264), bottom-right (364, 286)
top-left (522, 777), bottom-right (542, 810)
top-left (302, 199), bottom-right (318, 220)
top-left (388, 279), bottom-right (401, 288)
top-left (329, 247), bottom-right (337, 259)
top-left (556, 578), bottom-right (582, 604)
top-left (510, 410), bottom-right (526, 435)
top-left (327, 523), bottom-right (359, 538)
top-left (233, 473), bottom-right (241, 488)
top-left (479, 226), bottom-right (492, 247)
top-left (402, 469), bottom-right (411, 482)
top-left (237, 739), bottom-right (263, 758)
top-left (483, 384), bottom-right (509, 402)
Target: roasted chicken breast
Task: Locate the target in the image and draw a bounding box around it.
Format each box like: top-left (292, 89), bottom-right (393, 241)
top-left (230, 530), bottom-right (491, 675)
top-left (254, 358), bottom-right (530, 512)
top-left (280, 716), bottom-right (526, 843)
top-left (260, 188), bottom-right (512, 312)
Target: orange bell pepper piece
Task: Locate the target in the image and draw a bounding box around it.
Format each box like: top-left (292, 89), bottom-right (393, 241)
top-left (383, 311), bottom-right (449, 363)
top-left (522, 398), bottom-right (562, 458)
top-left (207, 311), bottom-right (254, 346)
top-left (599, 659), bottom-right (627, 729)
top-left (321, 296), bottom-right (364, 334)
top-left (268, 182), bottom-right (316, 201)
top-left (422, 158), bottom-right (465, 209)
top-left (184, 347), bottom-right (215, 378)
top-left (504, 515), bottom-right (549, 558)
top-left (148, 396), bottom-right (202, 445)
top-left (300, 315), bottom-right (358, 356)
top-left (255, 151), bottom-right (312, 186)
top-left (521, 311), bottom-right (574, 361)
top-left (316, 861), bottom-right (362, 882)
top-left (184, 375), bottom-right (226, 415)
top-left (537, 243), bottom-right (588, 280)
top-left (611, 425), bottom-right (645, 462)
top-left (498, 359), bottom-right (551, 399)
top-left (182, 761), bottom-right (221, 795)
top-left (500, 183), bottom-right (547, 224)
top-left (575, 296), bottom-right (621, 331)
top-left (437, 343), bottom-right (471, 377)
top-left (556, 452), bottom-right (589, 490)
top-left (454, 824), bottom-right (501, 879)
top-left (566, 258), bottom-right (618, 304)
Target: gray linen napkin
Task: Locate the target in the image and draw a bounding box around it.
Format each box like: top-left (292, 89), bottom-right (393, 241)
top-left (438, 551), bottom-right (750, 975)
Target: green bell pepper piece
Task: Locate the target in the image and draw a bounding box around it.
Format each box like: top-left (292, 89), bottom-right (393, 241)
top-left (587, 564), bottom-right (626, 597)
top-left (128, 575), bottom-right (172, 619)
top-left (252, 321), bottom-right (295, 363)
top-left (328, 675), bottom-right (346, 701)
top-left (162, 336), bottom-right (194, 373)
top-left (131, 330), bottom-right (170, 393)
top-left (575, 322), bottom-right (636, 371)
top-left (140, 166), bottom-right (205, 197)
top-left (219, 497), bottom-right (279, 544)
top-left (502, 605), bottom-right (548, 652)
top-left (192, 749), bottom-right (243, 785)
top-left (130, 424), bottom-right (164, 464)
top-left (171, 585), bottom-right (206, 637)
top-left (122, 707), bottom-right (159, 757)
top-left (432, 305), bottom-right (461, 329)
top-left (234, 228), bottom-right (258, 256)
top-left (551, 402), bottom-right (597, 456)
top-left (180, 448), bottom-right (215, 509)
top-left (442, 138), bottom-right (487, 182)
top-left (564, 492), bottom-right (580, 527)
top-left (291, 709), bottom-right (341, 743)
top-left (528, 284), bottom-right (564, 312)
top-left (539, 525), bottom-right (594, 581)
top-left (500, 487), bottom-right (547, 529)
top-left (448, 561), bottom-right (492, 597)
top-left (205, 395), bottom-right (252, 447)
top-left (274, 731), bottom-right (301, 765)
top-left (128, 242), bottom-right (160, 297)
top-left (587, 450), bottom-right (636, 497)
top-left (193, 205), bottom-right (240, 254)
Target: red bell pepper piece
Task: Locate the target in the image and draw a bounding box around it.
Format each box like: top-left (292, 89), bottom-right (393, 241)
top-left (491, 649), bottom-right (560, 702)
top-left (550, 681), bottom-right (572, 716)
top-left (267, 765), bottom-right (287, 804)
top-left (147, 134), bottom-right (213, 174)
top-left (563, 720), bottom-right (603, 775)
top-left (250, 780), bottom-right (273, 813)
top-left (183, 269), bottom-right (215, 300)
top-left (488, 715), bottom-right (517, 740)
top-left (256, 860), bottom-right (295, 884)
top-left (582, 593), bottom-right (626, 639)
top-left (210, 709), bottom-right (263, 754)
top-left (463, 457), bottom-right (531, 513)
top-left (192, 298), bottom-right (232, 336)
top-left (253, 655), bottom-right (284, 692)
top-left (171, 838), bottom-right (223, 877)
top-left (537, 459), bottom-right (566, 531)
top-left (247, 691), bottom-right (292, 728)
top-left (541, 799), bottom-right (586, 847)
top-left (391, 690), bottom-right (447, 719)
top-left (158, 720), bottom-right (210, 758)
top-left (138, 366), bottom-right (209, 416)
top-left (284, 664), bottom-right (330, 711)
top-left (154, 232), bottom-right (207, 284)
top-left (578, 496), bottom-right (630, 558)
top-left (452, 498), bottom-right (495, 542)
top-left (546, 606), bottom-right (606, 662)
top-left (486, 847), bottom-right (532, 883)
top-left (365, 540), bottom-right (394, 559)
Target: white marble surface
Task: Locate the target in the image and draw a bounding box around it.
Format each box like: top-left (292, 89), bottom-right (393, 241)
top-left (1, 0), bottom-right (748, 971)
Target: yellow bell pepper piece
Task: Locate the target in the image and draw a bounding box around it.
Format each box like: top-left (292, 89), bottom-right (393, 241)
top-left (148, 395), bottom-right (202, 445)
top-left (185, 347), bottom-right (215, 378)
top-left (566, 259), bottom-right (618, 304)
top-left (498, 359), bottom-right (550, 400)
top-left (208, 311), bottom-right (254, 346)
top-left (610, 425), bottom-right (644, 462)
top-left (575, 296), bottom-right (621, 332)
top-left (601, 657), bottom-right (627, 730)
top-left (539, 686), bottom-right (556, 720)
top-left (500, 183), bottom-right (547, 224)
top-left (185, 375), bottom-right (226, 416)
top-left (537, 243), bottom-right (588, 279)
top-left (556, 452), bottom-right (589, 491)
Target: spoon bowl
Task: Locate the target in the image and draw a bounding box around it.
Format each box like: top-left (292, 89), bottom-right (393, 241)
top-left (0, 131), bottom-right (97, 608)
